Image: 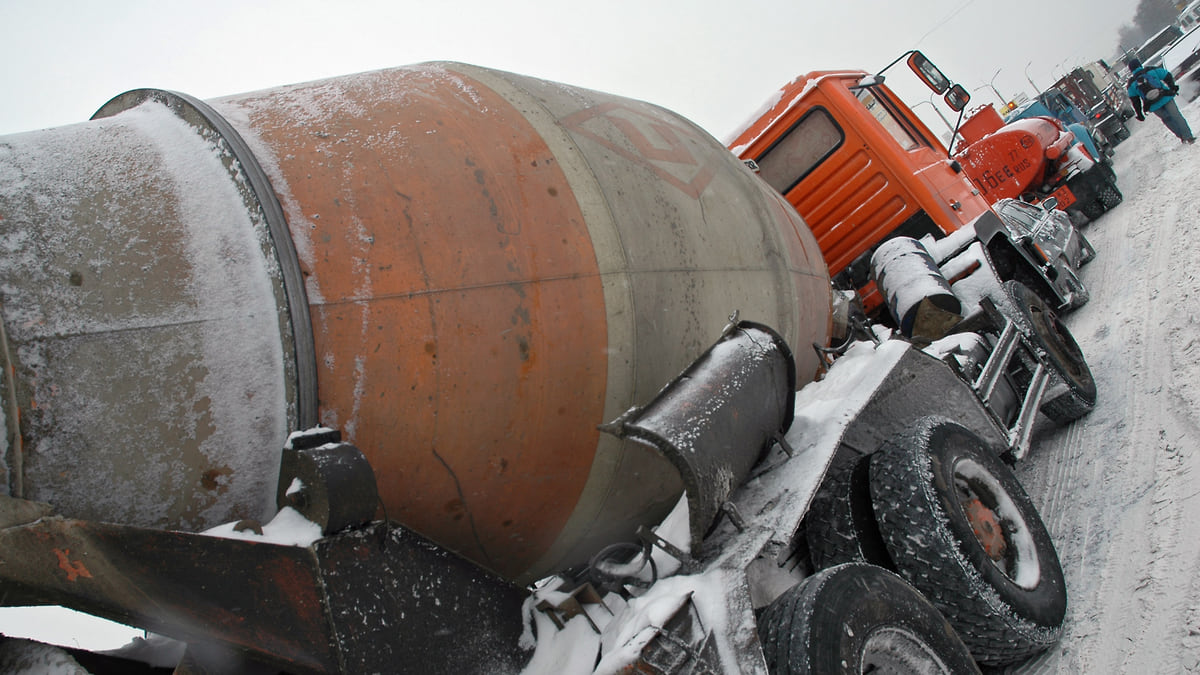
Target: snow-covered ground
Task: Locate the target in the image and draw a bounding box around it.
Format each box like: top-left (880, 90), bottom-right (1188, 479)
top-left (1002, 93), bottom-right (1200, 673)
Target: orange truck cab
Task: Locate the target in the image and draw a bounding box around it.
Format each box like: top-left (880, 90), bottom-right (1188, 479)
top-left (729, 52), bottom-right (1083, 315)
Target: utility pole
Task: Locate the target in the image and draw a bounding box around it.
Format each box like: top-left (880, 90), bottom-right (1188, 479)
top-left (986, 68), bottom-right (1006, 107)
top-left (1024, 61), bottom-right (1042, 93)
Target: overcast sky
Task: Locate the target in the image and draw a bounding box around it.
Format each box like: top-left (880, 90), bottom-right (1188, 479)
top-left (1, 0), bottom-right (1144, 142)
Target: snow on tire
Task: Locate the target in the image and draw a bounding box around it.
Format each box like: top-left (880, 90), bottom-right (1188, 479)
top-left (805, 454), bottom-right (893, 571)
top-left (757, 562), bottom-right (981, 675)
top-left (868, 416), bottom-right (1067, 666)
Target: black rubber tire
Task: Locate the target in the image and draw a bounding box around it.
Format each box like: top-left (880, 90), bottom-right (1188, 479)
top-left (805, 454), bottom-right (894, 571)
top-left (1098, 161), bottom-right (1118, 185)
top-left (869, 417), bottom-right (1067, 666)
top-left (1097, 181), bottom-right (1123, 211)
top-left (1064, 205), bottom-right (1091, 226)
top-left (1079, 197), bottom-right (1106, 222)
top-left (758, 562), bottom-right (981, 675)
top-left (1006, 280), bottom-right (1097, 422)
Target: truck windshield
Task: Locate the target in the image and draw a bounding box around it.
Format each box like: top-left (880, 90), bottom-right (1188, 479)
top-left (855, 89), bottom-right (920, 152)
top-left (755, 107), bottom-right (844, 193)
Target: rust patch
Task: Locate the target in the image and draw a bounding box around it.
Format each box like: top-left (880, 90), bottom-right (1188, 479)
top-left (53, 548), bottom-right (93, 582)
top-left (201, 466), bottom-right (233, 492)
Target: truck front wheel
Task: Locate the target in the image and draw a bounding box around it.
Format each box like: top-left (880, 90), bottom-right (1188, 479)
top-left (869, 416), bottom-right (1067, 666)
top-left (757, 562), bottom-right (980, 675)
top-left (1007, 280), bottom-right (1097, 422)
top-left (805, 454), bottom-right (893, 571)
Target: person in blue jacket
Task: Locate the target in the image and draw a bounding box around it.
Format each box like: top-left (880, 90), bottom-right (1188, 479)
top-left (1126, 57), bottom-right (1196, 144)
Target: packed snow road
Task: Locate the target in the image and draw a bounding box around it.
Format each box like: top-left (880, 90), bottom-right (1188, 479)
top-left (1003, 96), bottom-right (1200, 674)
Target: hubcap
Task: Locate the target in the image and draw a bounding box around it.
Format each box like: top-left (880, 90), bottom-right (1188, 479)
top-left (953, 457), bottom-right (1041, 589)
top-left (963, 497), bottom-right (1007, 561)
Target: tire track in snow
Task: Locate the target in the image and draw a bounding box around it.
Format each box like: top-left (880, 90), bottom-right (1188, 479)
top-left (1014, 154), bottom-right (1151, 673)
top-left (1134, 165), bottom-right (1200, 672)
top-left (1107, 172), bottom-right (1184, 673)
top-left (1071, 138), bottom-right (1183, 674)
top-left (1007, 108), bottom-right (1200, 673)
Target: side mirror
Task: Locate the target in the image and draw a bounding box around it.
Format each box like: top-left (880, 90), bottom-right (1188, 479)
top-left (944, 84), bottom-right (971, 112)
top-left (908, 51), bottom-right (951, 94)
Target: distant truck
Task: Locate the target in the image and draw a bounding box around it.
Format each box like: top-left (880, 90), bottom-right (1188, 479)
top-left (1136, 24), bottom-right (1185, 67)
top-left (1182, 0), bottom-right (1200, 32)
top-left (1077, 60), bottom-right (1137, 120)
top-left (1160, 25), bottom-right (1200, 93)
top-left (1007, 88), bottom-right (1117, 161)
top-left (728, 53), bottom-right (1092, 316)
top-left (1051, 66), bottom-right (1131, 146)
top-left (955, 103), bottom-right (1123, 224)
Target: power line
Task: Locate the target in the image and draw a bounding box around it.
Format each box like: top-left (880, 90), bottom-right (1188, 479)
top-left (915, 0), bottom-right (980, 47)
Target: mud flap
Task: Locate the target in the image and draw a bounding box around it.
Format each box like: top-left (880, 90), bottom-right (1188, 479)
top-left (0, 514), bottom-right (528, 674)
top-left (599, 321), bottom-right (796, 549)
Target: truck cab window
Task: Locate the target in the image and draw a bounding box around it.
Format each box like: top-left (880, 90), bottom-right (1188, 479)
top-left (755, 108), bottom-right (844, 193)
top-left (855, 89), bottom-right (920, 152)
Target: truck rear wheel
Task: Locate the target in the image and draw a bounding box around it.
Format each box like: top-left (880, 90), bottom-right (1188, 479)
top-left (1007, 280), bottom-right (1097, 422)
top-left (757, 562), bottom-right (981, 675)
top-left (869, 417), bottom-right (1067, 666)
top-left (805, 454), bottom-right (893, 571)
top-left (1080, 180), bottom-right (1121, 221)
top-left (1097, 181), bottom-right (1123, 211)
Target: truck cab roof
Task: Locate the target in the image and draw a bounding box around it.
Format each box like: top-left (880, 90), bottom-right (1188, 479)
top-left (728, 70), bottom-right (988, 293)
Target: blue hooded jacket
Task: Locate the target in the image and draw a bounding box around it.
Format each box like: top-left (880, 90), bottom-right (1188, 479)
top-left (1126, 58), bottom-right (1177, 114)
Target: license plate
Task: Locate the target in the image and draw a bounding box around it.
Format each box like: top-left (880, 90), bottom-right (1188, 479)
top-left (1047, 185), bottom-right (1077, 209)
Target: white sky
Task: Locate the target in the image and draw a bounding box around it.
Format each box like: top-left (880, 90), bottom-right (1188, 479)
top-left (1, 0), bottom-right (1143, 141)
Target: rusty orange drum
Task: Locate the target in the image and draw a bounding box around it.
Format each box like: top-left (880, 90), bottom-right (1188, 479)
top-left (0, 63), bottom-right (830, 582)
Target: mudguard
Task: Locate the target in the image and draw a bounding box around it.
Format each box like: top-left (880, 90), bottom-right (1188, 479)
top-left (975, 209), bottom-right (1082, 311)
top-left (599, 321), bottom-right (796, 548)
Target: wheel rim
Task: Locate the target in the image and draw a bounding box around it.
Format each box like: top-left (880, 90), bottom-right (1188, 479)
top-left (954, 458), bottom-right (1041, 590)
top-left (1029, 302), bottom-right (1089, 386)
top-left (861, 626), bottom-right (954, 674)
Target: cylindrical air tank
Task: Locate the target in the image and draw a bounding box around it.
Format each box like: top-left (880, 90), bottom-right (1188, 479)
top-left (955, 114), bottom-right (1074, 204)
top-left (0, 63), bottom-right (831, 583)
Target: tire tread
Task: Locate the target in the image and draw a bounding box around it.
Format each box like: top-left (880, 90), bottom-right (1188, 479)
top-left (869, 419), bottom-right (1066, 666)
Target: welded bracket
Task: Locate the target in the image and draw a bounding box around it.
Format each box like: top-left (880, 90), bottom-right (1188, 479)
top-left (276, 428), bottom-right (379, 535)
